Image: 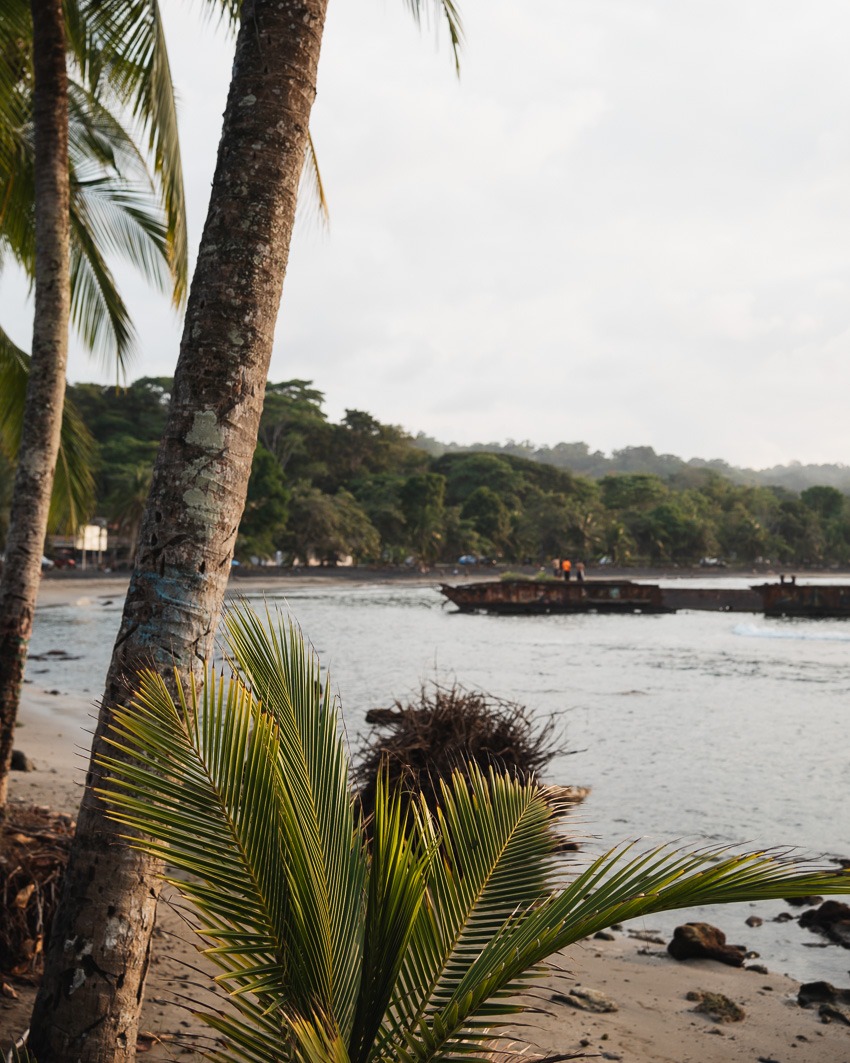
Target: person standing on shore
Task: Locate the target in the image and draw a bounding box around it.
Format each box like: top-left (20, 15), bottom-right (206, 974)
top-left (562, 558), bottom-right (572, 581)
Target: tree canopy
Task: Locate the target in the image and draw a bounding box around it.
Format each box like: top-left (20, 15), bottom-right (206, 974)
top-left (9, 375), bottom-right (848, 569)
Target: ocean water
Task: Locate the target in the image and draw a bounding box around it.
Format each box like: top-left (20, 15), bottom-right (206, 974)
top-left (28, 578), bottom-right (850, 983)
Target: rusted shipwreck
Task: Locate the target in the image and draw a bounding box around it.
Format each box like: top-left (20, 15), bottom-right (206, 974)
top-left (756, 581), bottom-right (850, 618)
top-left (440, 579), bottom-right (671, 615)
top-left (440, 578), bottom-right (850, 618)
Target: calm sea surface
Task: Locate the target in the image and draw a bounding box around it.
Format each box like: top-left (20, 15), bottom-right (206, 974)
top-left (30, 577), bottom-right (850, 983)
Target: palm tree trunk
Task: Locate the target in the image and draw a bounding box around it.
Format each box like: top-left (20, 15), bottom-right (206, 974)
top-left (0, 0), bottom-right (70, 813)
top-left (29, 0), bottom-right (329, 1057)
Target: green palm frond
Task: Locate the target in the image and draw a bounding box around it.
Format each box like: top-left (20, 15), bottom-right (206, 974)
top-left (71, 0), bottom-right (188, 302)
top-left (0, 325), bottom-right (95, 531)
top-left (1, 75), bottom-right (174, 375)
top-left (98, 605), bottom-right (850, 1063)
top-left (403, 0), bottom-right (464, 74)
top-left (223, 609), bottom-right (366, 1033)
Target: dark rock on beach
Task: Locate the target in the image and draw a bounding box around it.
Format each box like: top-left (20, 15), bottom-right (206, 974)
top-left (10, 750), bottom-right (34, 772)
top-left (667, 922), bottom-right (746, 967)
top-left (798, 981), bottom-right (850, 1026)
top-left (798, 981), bottom-right (850, 1006)
top-left (799, 900), bottom-right (850, 948)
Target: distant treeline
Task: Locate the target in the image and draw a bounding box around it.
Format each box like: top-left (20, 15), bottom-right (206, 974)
top-left (4, 377), bottom-right (849, 568)
top-left (415, 436), bottom-right (850, 495)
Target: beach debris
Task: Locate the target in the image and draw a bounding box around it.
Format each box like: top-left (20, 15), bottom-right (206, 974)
top-left (355, 681), bottom-right (577, 826)
top-left (686, 989), bottom-right (745, 1023)
top-left (783, 894), bottom-right (823, 907)
top-left (745, 915), bottom-right (763, 927)
top-left (0, 806), bottom-right (74, 981)
top-left (799, 900), bottom-right (850, 948)
top-left (628, 929), bottom-right (665, 944)
top-left (667, 922), bottom-right (747, 966)
top-left (9, 751), bottom-right (34, 773)
top-left (745, 963), bottom-right (769, 974)
top-left (553, 986), bottom-right (618, 1013)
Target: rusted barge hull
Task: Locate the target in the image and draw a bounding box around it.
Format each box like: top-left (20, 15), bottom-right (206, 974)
top-left (660, 586), bottom-right (763, 613)
top-left (441, 579), bottom-right (850, 618)
top-left (756, 582), bottom-right (850, 618)
top-left (440, 579), bottom-right (672, 615)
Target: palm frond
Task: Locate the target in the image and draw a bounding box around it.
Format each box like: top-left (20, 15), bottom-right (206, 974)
top-left (98, 666), bottom-right (290, 1012)
top-left (75, 0), bottom-right (188, 302)
top-left (99, 606), bottom-right (850, 1063)
top-left (407, 842), bottom-right (850, 1059)
top-left (0, 325), bottom-right (95, 531)
top-left (386, 766), bottom-right (556, 1051)
top-left (298, 130), bottom-right (329, 229)
top-left (68, 200), bottom-right (136, 372)
top-left (348, 772), bottom-right (429, 1063)
top-left (402, 0), bottom-right (464, 74)
top-left (1, 72), bottom-right (175, 375)
top-left (223, 609), bottom-right (367, 1036)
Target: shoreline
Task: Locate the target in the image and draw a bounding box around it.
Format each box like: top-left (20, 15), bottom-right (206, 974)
top-left (4, 572), bottom-right (849, 1058)
top-left (5, 686), bottom-right (850, 1059)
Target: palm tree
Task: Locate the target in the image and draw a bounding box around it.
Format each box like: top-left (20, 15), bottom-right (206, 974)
top-left (0, 0), bottom-right (73, 814)
top-left (31, 2), bottom-right (462, 1057)
top-left (86, 605), bottom-right (850, 1062)
top-left (0, 0), bottom-right (188, 811)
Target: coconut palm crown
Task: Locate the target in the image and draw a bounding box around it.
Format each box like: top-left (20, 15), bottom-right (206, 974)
top-left (98, 605), bottom-right (850, 1063)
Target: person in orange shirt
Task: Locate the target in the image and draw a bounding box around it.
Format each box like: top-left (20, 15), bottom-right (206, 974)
top-left (561, 558), bottom-right (571, 581)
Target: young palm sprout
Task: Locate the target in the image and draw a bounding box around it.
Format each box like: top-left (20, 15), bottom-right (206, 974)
top-left (97, 605), bottom-right (850, 1063)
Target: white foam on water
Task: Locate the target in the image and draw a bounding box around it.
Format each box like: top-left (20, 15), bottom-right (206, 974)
top-left (732, 621), bottom-right (850, 641)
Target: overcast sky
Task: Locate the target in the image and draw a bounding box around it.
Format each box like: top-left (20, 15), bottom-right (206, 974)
top-left (6, 0), bottom-right (850, 468)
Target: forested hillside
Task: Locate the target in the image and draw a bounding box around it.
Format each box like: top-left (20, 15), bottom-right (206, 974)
top-left (415, 436), bottom-right (850, 494)
top-left (5, 377), bottom-right (850, 568)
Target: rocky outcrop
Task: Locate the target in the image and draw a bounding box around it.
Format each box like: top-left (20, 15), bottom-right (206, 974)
top-left (667, 922), bottom-right (746, 966)
top-left (799, 900), bottom-right (850, 948)
top-left (798, 981), bottom-right (850, 1026)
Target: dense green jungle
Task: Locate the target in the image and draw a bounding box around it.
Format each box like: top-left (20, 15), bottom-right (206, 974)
top-left (2, 377), bottom-right (849, 568)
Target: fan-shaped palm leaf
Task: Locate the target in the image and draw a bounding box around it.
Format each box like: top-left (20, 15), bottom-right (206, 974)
top-left (98, 604), bottom-right (850, 1063)
top-left (0, 325), bottom-right (95, 531)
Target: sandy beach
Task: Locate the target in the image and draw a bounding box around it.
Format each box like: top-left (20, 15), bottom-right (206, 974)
top-left (3, 574), bottom-right (849, 1060)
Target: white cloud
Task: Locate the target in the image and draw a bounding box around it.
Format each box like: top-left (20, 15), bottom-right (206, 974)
top-left (5, 0), bottom-right (850, 468)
